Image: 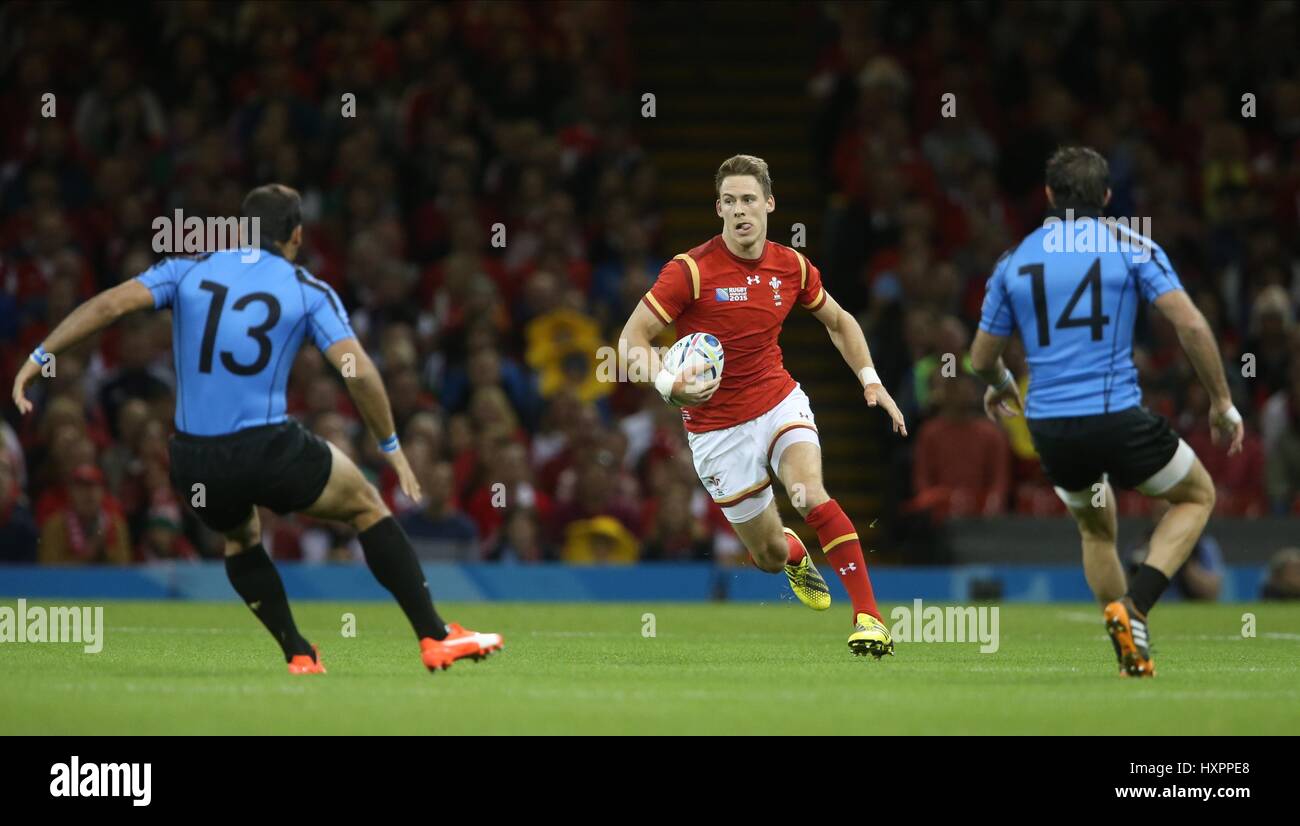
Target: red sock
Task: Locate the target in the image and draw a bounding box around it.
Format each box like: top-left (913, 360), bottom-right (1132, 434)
top-left (785, 530), bottom-right (806, 565)
top-left (805, 499), bottom-right (880, 622)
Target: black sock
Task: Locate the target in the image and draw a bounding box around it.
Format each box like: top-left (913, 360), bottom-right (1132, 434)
top-left (359, 516), bottom-right (447, 641)
top-left (1127, 564), bottom-right (1170, 617)
top-left (225, 544), bottom-right (313, 661)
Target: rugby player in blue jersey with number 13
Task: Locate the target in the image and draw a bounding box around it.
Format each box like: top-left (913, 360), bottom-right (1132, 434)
top-left (12, 184), bottom-right (502, 675)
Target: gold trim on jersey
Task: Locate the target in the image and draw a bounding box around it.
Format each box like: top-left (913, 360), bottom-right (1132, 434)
top-left (800, 285), bottom-right (826, 311)
top-left (674, 253), bottom-right (701, 300)
top-left (643, 292), bottom-right (672, 324)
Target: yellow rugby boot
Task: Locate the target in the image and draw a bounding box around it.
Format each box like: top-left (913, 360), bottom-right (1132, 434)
top-left (848, 612), bottom-right (894, 659)
top-left (782, 528), bottom-right (831, 611)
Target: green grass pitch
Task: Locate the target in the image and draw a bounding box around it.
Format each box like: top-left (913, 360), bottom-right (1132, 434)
top-left (1, 600), bottom-right (1297, 735)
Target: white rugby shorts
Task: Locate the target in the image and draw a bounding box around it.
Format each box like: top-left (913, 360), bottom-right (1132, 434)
top-left (685, 384), bottom-right (820, 523)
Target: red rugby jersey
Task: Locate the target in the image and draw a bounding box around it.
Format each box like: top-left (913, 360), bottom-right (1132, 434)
top-left (642, 235), bottom-right (828, 433)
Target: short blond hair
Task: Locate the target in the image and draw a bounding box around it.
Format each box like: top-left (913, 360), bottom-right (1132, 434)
top-left (715, 154), bottom-right (772, 199)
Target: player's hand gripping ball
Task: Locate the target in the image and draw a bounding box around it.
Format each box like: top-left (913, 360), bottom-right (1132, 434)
top-left (660, 333), bottom-right (724, 405)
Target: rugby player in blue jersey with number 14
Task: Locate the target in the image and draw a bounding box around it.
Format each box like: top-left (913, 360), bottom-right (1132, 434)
top-left (12, 184), bottom-right (502, 675)
top-left (970, 148), bottom-right (1244, 678)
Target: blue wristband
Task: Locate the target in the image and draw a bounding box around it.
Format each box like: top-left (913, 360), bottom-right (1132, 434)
top-left (379, 434), bottom-right (400, 453)
top-left (30, 346), bottom-right (49, 367)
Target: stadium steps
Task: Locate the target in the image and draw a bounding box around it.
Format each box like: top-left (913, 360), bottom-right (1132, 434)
top-left (631, 1), bottom-right (884, 548)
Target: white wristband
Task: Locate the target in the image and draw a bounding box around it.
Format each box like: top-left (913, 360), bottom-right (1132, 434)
top-left (654, 368), bottom-right (677, 402)
top-left (858, 366), bottom-right (881, 388)
top-left (1219, 405), bottom-right (1242, 425)
top-left (992, 368), bottom-right (1015, 391)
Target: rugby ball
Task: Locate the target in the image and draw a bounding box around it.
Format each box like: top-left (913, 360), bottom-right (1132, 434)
top-left (662, 332), bottom-right (724, 384)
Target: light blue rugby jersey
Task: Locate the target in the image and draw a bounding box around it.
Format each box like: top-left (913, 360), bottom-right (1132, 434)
top-left (978, 215), bottom-right (1183, 419)
top-left (135, 249), bottom-right (355, 435)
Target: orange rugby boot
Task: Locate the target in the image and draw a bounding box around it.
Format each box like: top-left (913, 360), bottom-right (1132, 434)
top-left (1104, 598), bottom-right (1156, 678)
top-left (288, 645), bottom-right (326, 675)
top-left (420, 623), bottom-right (504, 672)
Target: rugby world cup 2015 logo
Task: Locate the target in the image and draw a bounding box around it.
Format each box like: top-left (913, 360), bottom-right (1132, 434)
top-left (715, 287), bottom-right (749, 302)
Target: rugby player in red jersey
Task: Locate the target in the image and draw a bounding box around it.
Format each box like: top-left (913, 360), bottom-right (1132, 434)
top-left (620, 155), bottom-right (907, 657)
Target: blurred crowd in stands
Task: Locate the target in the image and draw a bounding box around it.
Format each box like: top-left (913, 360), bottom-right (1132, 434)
top-left (0, 2), bottom-right (1296, 596)
top-left (0, 1), bottom-right (744, 565)
top-left (809, 2), bottom-right (1300, 544)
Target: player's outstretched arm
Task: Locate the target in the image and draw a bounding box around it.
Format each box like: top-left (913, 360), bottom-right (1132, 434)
top-left (970, 330), bottom-right (1024, 422)
top-left (810, 290), bottom-right (906, 437)
top-left (323, 337), bottom-right (421, 501)
top-left (1153, 289), bottom-right (1244, 454)
top-left (11, 279), bottom-right (155, 414)
top-left (618, 302), bottom-right (718, 406)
